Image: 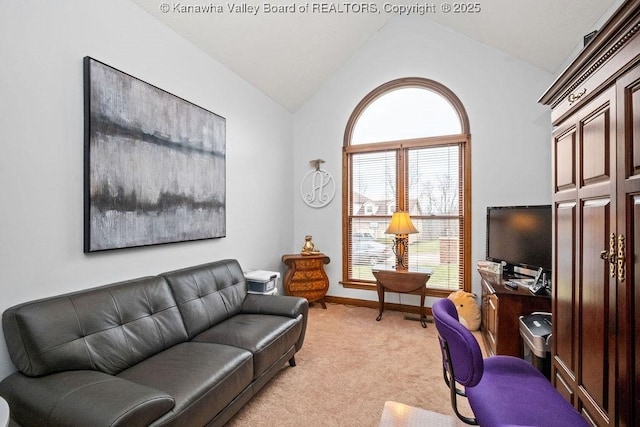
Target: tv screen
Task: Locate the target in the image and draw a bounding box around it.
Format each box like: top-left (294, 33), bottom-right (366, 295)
top-left (486, 205), bottom-right (552, 274)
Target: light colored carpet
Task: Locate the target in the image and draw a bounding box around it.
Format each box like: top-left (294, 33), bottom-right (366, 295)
top-left (226, 303), bottom-right (476, 426)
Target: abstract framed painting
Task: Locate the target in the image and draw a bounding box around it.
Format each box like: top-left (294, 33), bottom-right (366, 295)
top-left (83, 57), bottom-right (226, 252)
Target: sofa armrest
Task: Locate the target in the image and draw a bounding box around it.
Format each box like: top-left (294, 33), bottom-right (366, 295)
top-left (241, 294), bottom-right (309, 351)
top-left (241, 294), bottom-right (308, 318)
top-left (0, 370), bottom-right (174, 427)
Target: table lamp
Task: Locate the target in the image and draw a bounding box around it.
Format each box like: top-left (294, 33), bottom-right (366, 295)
top-left (385, 211), bottom-right (418, 270)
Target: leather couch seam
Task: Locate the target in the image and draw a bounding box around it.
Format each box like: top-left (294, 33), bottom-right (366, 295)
top-left (68, 297), bottom-right (97, 370)
top-left (35, 305), bottom-right (183, 371)
top-left (143, 286), bottom-right (169, 349)
top-left (107, 289), bottom-right (136, 365)
top-left (36, 305), bottom-right (179, 349)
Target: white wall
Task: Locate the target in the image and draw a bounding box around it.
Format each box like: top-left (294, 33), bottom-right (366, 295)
top-left (0, 0), bottom-right (293, 379)
top-left (292, 16), bottom-right (554, 305)
top-left (557, 0), bottom-right (625, 75)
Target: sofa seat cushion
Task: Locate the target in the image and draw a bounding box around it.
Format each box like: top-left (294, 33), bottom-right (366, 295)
top-left (117, 341), bottom-right (252, 426)
top-left (192, 314), bottom-right (302, 379)
top-left (466, 356), bottom-right (587, 427)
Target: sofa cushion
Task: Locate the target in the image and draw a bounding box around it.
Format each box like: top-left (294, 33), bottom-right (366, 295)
top-left (117, 341), bottom-right (253, 426)
top-left (161, 259), bottom-right (247, 338)
top-left (192, 314), bottom-right (302, 379)
top-left (2, 276), bottom-right (188, 376)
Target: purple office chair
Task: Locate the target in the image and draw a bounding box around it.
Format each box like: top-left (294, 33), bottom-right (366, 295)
top-left (432, 298), bottom-right (587, 427)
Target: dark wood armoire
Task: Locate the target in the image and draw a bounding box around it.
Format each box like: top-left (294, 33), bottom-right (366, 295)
top-left (539, 1), bottom-right (640, 425)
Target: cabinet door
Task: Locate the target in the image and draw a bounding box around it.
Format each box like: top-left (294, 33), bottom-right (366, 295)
top-left (553, 87), bottom-right (617, 426)
top-left (616, 67), bottom-right (640, 426)
top-left (578, 88), bottom-right (617, 427)
top-left (553, 201), bottom-right (576, 403)
top-left (486, 293), bottom-right (498, 356)
top-left (480, 279), bottom-right (498, 357)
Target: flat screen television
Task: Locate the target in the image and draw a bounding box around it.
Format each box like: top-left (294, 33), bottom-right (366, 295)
top-left (486, 205), bottom-right (552, 276)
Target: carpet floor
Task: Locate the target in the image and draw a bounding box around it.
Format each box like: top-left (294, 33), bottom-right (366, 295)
top-left (226, 303), bottom-right (477, 426)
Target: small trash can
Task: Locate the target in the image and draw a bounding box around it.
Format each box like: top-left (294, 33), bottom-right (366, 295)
top-left (519, 312), bottom-right (552, 379)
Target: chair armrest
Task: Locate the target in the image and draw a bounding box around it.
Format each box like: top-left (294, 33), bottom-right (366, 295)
top-left (241, 294), bottom-right (309, 351)
top-left (0, 370), bottom-right (174, 427)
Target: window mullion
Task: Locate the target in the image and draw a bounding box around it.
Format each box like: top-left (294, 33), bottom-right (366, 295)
top-left (397, 147), bottom-right (407, 211)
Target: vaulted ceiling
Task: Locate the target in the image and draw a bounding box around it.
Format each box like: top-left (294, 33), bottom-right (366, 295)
top-left (131, 0), bottom-right (620, 111)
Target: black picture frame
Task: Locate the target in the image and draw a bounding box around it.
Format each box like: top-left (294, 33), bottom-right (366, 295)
top-left (84, 57), bottom-right (226, 252)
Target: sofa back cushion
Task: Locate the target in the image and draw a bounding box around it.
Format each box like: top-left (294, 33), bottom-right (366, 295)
top-left (160, 259), bottom-right (247, 339)
top-left (3, 276), bottom-right (188, 377)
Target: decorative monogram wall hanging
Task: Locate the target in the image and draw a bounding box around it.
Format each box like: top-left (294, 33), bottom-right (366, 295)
top-left (300, 159), bottom-right (335, 208)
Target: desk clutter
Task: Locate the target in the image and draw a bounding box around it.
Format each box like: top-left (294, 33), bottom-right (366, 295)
top-left (476, 259), bottom-right (502, 275)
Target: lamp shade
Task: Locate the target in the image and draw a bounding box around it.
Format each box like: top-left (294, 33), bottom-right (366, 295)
top-left (385, 211), bottom-right (418, 235)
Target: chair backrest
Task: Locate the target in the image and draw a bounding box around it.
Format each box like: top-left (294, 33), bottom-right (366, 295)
top-left (432, 298), bottom-right (484, 387)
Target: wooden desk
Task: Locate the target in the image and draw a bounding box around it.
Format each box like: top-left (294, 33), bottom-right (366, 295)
top-left (478, 269), bottom-right (551, 357)
top-left (282, 254), bottom-right (330, 308)
top-left (373, 268), bottom-right (431, 327)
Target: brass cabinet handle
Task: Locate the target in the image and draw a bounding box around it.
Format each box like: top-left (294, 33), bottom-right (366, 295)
top-left (600, 233), bottom-right (626, 281)
top-left (600, 233), bottom-right (617, 278)
top-left (599, 250), bottom-right (616, 263)
top-left (617, 234), bottom-right (625, 282)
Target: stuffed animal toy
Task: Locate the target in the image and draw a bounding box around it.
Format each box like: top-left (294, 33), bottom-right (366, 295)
top-left (447, 290), bottom-right (481, 331)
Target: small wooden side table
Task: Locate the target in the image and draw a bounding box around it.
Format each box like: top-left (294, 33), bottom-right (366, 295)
top-left (282, 254), bottom-right (330, 308)
top-left (373, 268), bottom-right (431, 327)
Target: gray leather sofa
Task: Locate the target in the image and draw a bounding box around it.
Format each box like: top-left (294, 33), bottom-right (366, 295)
top-left (0, 259), bottom-right (308, 426)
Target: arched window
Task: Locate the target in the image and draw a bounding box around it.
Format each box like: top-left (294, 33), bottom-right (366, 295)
top-left (342, 78), bottom-right (471, 295)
